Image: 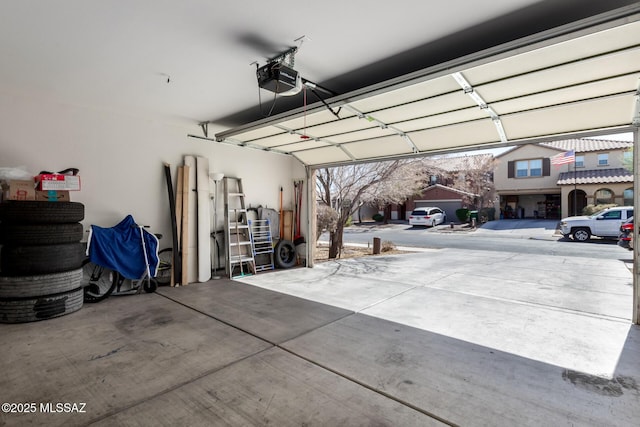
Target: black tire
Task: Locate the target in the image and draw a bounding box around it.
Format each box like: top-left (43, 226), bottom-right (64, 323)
top-left (274, 239), bottom-right (296, 269)
top-left (0, 201), bottom-right (84, 224)
top-left (572, 228), bottom-right (591, 242)
top-left (1, 243), bottom-right (85, 275)
top-left (0, 287), bottom-right (83, 323)
top-left (0, 223), bottom-right (83, 245)
top-left (155, 248), bottom-right (173, 286)
top-left (81, 260), bottom-right (116, 303)
top-left (0, 269), bottom-right (82, 298)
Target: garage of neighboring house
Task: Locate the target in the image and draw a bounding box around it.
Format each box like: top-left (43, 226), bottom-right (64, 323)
top-left (403, 184), bottom-right (477, 223)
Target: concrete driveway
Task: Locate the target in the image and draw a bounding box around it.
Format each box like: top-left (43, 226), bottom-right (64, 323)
top-left (239, 246), bottom-right (638, 425)
top-left (1, 243), bottom-right (638, 426)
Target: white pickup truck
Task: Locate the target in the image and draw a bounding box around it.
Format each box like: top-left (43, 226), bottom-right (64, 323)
top-left (560, 206), bottom-right (634, 242)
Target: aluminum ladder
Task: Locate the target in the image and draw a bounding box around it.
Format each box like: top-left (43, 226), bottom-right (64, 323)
top-left (223, 177), bottom-right (256, 278)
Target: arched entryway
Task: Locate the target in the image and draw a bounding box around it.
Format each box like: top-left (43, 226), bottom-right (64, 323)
top-left (568, 189), bottom-right (587, 216)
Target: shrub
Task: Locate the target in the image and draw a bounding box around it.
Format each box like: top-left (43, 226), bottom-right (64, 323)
top-left (372, 213), bottom-right (384, 222)
top-left (479, 207), bottom-right (495, 222)
top-left (316, 204), bottom-right (338, 242)
top-left (381, 240), bottom-right (396, 252)
top-left (582, 204), bottom-right (617, 216)
top-left (455, 208), bottom-right (469, 222)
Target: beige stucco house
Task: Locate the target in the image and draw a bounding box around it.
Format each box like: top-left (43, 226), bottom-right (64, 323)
top-left (494, 139), bottom-right (633, 219)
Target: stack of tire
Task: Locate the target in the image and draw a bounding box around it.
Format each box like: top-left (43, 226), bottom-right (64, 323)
top-left (0, 201), bottom-right (86, 323)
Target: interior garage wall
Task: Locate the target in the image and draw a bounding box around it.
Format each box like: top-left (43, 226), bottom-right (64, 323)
top-left (0, 93), bottom-right (306, 251)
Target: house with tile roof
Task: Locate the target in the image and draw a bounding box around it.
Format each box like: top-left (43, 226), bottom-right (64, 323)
top-left (494, 139), bottom-right (633, 219)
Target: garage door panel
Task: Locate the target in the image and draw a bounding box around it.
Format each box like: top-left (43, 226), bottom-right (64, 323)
top-left (304, 115), bottom-right (377, 137)
top-left (463, 21), bottom-right (640, 84)
top-left (341, 136), bottom-right (414, 159)
top-left (395, 108), bottom-right (487, 133)
top-left (246, 132), bottom-right (307, 148)
top-left (477, 49), bottom-right (640, 103)
top-left (410, 119), bottom-right (499, 151)
top-left (491, 74), bottom-right (638, 115)
top-left (349, 76), bottom-right (459, 112)
top-left (372, 92), bottom-right (473, 124)
top-left (328, 127), bottom-right (397, 144)
top-left (232, 126), bottom-right (286, 143)
top-left (278, 109), bottom-right (356, 131)
top-left (294, 146), bottom-right (353, 166)
top-left (502, 95), bottom-right (634, 140)
top-left (276, 139), bottom-right (331, 152)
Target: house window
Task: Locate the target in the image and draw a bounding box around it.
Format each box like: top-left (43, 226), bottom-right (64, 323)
top-left (595, 188), bottom-right (613, 205)
top-left (597, 153), bottom-right (609, 166)
top-left (624, 188), bottom-right (634, 206)
top-left (575, 155), bottom-right (584, 168)
top-left (515, 159), bottom-right (542, 178)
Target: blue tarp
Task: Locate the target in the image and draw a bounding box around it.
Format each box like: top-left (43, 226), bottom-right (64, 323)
top-left (87, 215), bottom-right (159, 279)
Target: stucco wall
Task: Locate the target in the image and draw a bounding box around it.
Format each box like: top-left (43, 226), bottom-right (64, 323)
top-left (494, 145), bottom-right (560, 193)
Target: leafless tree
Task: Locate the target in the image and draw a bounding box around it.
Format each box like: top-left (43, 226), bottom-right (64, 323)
top-left (451, 155), bottom-right (496, 209)
top-left (316, 159), bottom-right (426, 259)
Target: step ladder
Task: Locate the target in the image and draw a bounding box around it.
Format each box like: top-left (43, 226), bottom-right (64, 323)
top-left (223, 177), bottom-right (256, 278)
top-left (248, 218), bottom-right (275, 272)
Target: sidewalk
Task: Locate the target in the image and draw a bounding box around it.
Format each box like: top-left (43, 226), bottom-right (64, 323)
top-left (352, 219), bottom-right (561, 240)
top-left (474, 219), bottom-right (561, 240)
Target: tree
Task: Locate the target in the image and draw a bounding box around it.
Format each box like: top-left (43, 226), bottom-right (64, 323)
top-left (451, 155), bottom-right (496, 209)
top-left (316, 159), bottom-right (427, 259)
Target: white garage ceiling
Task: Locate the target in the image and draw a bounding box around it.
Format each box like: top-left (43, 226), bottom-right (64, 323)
top-left (0, 0), bottom-right (546, 124)
top-left (214, 8), bottom-right (640, 167)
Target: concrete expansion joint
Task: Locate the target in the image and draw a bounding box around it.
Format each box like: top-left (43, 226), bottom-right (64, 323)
top-left (155, 290), bottom-right (458, 425)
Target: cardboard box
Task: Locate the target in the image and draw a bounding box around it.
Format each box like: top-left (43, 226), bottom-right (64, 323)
top-left (2, 180), bottom-right (36, 201)
top-left (36, 174), bottom-right (81, 191)
top-left (35, 190), bottom-right (70, 202)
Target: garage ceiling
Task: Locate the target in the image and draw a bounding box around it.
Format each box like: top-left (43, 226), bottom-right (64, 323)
top-left (215, 9), bottom-right (640, 167)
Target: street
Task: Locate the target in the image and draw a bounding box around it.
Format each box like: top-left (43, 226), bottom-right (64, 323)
top-left (321, 220), bottom-right (630, 260)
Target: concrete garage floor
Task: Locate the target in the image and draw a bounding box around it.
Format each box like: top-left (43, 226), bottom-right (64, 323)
top-left (1, 248), bottom-right (639, 426)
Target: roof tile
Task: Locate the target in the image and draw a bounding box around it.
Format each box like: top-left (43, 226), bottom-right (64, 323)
top-left (541, 139), bottom-right (633, 153)
top-left (557, 167), bottom-right (633, 185)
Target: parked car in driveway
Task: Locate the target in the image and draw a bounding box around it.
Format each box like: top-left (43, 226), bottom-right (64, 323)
top-left (409, 207), bottom-right (446, 227)
top-left (618, 217), bottom-right (633, 250)
top-left (560, 206), bottom-right (633, 242)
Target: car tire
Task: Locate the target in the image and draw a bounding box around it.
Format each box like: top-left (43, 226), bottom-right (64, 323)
top-left (0, 223), bottom-right (84, 245)
top-left (0, 201), bottom-right (85, 224)
top-left (274, 239), bottom-right (297, 268)
top-left (572, 228), bottom-right (591, 242)
top-left (0, 287), bottom-right (83, 323)
top-left (1, 243), bottom-right (85, 275)
top-left (0, 269), bottom-right (83, 298)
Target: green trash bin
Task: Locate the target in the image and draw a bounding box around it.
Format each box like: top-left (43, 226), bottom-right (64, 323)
top-left (469, 210), bottom-right (478, 221)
